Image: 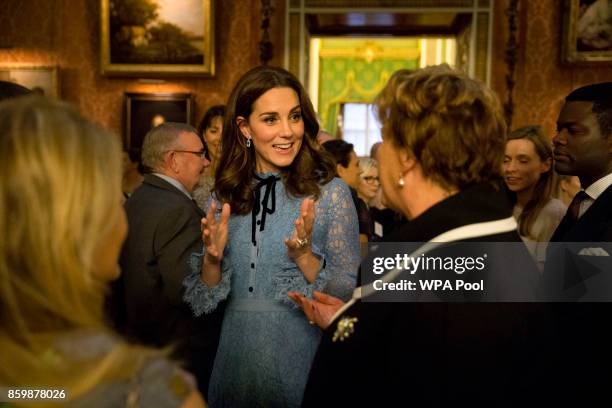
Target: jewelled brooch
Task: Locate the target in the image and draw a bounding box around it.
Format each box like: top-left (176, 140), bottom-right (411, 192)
top-left (332, 316), bottom-right (358, 342)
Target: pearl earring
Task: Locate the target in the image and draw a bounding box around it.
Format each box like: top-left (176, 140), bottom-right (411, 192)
top-left (397, 177), bottom-right (405, 187)
top-left (246, 138), bottom-right (251, 148)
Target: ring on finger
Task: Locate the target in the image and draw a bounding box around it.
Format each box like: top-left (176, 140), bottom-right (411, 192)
top-left (296, 237), bottom-right (308, 248)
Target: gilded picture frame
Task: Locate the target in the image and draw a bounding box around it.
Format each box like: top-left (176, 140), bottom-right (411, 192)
top-left (124, 92), bottom-right (194, 149)
top-left (0, 65), bottom-right (60, 98)
top-left (562, 0), bottom-right (612, 64)
top-left (101, 0), bottom-right (215, 76)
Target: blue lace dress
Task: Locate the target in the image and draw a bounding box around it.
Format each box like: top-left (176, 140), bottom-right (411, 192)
top-left (183, 175), bottom-right (360, 408)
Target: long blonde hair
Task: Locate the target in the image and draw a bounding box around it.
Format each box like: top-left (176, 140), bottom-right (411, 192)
top-left (0, 97), bottom-right (158, 404)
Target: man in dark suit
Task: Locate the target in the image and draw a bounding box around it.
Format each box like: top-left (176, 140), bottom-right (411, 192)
top-left (550, 82), bottom-right (612, 244)
top-left (544, 82), bottom-right (612, 296)
top-left (541, 83), bottom-right (612, 405)
top-left (111, 122), bottom-right (222, 396)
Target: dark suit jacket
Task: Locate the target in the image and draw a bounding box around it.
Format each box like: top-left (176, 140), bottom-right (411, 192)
top-left (550, 184), bottom-right (612, 243)
top-left (110, 174), bottom-right (223, 395)
top-left (539, 184), bottom-right (612, 405)
top-left (303, 184), bottom-right (556, 407)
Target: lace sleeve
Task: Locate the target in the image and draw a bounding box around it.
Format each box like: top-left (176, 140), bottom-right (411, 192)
top-left (183, 250), bottom-right (231, 316)
top-left (317, 180), bottom-right (360, 300)
top-left (272, 180), bottom-right (359, 306)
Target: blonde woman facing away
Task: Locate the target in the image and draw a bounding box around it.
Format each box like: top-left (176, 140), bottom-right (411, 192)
top-left (0, 97), bottom-right (205, 408)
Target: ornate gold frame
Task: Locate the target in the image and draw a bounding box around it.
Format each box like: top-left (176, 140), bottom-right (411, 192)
top-left (562, 0), bottom-right (612, 64)
top-left (100, 0), bottom-right (215, 76)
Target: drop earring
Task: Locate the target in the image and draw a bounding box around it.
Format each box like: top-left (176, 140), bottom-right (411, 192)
top-left (246, 138), bottom-right (251, 148)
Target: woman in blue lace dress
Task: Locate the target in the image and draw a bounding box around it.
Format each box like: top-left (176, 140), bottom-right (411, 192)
top-left (183, 66), bottom-right (360, 407)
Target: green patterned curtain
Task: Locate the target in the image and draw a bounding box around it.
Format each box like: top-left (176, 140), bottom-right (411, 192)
top-left (318, 58), bottom-right (418, 136)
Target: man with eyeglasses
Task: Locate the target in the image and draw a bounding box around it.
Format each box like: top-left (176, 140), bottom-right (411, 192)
top-left (109, 122), bottom-right (223, 397)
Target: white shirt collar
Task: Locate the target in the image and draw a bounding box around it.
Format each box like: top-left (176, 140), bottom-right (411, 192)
top-left (153, 173), bottom-right (192, 198)
top-left (584, 172), bottom-right (612, 201)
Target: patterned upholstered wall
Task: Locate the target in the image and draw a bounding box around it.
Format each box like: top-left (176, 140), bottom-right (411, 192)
top-left (4, 0), bottom-right (611, 142)
top-left (491, 0), bottom-right (612, 137)
top-left (0, 0), bottom-right (271, 140)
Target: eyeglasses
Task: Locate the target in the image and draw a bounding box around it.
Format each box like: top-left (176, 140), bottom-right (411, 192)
top-left (362, 176), bottom-right (380, 184)
top-left (168, 150), bottom-right (208, 159)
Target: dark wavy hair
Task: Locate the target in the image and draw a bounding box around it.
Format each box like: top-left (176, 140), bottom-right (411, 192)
top-left (198, 105), bottom-right (225, 161)
top-left (215, 66), bottom-right (335, 215)
top-left (198, 105), bottom-right (225, 136)
top-left (322, 139), bottom-right (354, 169)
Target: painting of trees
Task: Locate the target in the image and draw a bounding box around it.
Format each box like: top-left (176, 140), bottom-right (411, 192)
top-left (109, 0), bottom-right (204, 65)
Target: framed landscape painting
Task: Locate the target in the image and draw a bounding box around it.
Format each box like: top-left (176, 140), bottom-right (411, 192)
top-left (101, 0), bottom-right (214, 76)
top-left (124, 92), bottom-right (194, 149)
top-left (563, 0), bottom-right (612, 63)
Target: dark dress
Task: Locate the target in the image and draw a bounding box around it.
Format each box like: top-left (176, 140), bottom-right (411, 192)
top-left (369, 206), bottom-right (407, 241)
top-left (349, 187), bottom-right (372, 239)
top-left (303, 183), bottom-right (557, 407)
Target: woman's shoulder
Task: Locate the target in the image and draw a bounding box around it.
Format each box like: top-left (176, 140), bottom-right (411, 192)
top-left (541, 198), bottom-right (567, 220)
top-left (320, 177), bottom-right (351, 196)
top-left (69, 355), bottom-right (195, 408)
top-left (58, 330), bottom-right (196, 408)
top-left (316, 177), bottom-right (354, 209)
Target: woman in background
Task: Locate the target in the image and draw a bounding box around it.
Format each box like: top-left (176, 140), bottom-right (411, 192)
top-left (193, 105), bottom-right (225, 209)
top-left (503, 125), bottom-right (566, 271)
top-left (356, 157), bottom-right (380, 207)
top-left (182, 66), bottom-right (359, 407)
top-left (122, 147), bottom-right (144, 200)
top-left (322, 139), bottom-right (370, 242)
top-left (554, 174), bottom-right (581, 206)
top-left (0, 97), bottom-right (204, 408)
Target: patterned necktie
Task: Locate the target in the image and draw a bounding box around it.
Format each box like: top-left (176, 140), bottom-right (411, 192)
top-left (568, 190), bottom-right (589, 221)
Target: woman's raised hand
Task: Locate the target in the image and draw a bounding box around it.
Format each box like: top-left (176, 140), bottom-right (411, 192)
top-left (285, 198), bottom-right (315, 259)
top-left (202, 201), bottom-right (231, 265)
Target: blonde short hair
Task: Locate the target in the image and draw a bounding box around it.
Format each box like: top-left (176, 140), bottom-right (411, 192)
top-left (358, 157), bottom-right (378, 175)
top-left (375, 65), bottom-right (506, 190)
